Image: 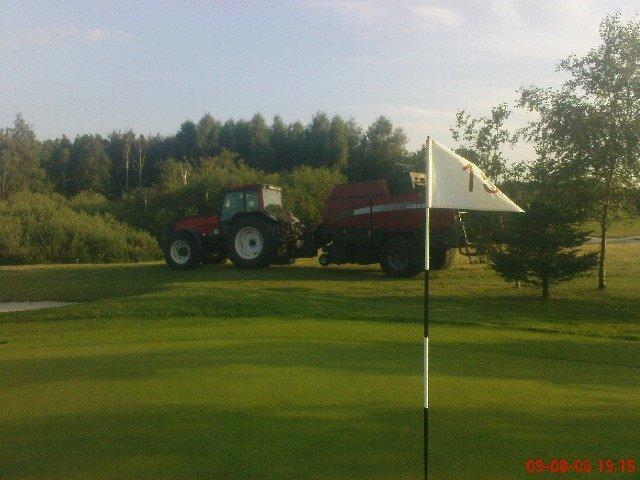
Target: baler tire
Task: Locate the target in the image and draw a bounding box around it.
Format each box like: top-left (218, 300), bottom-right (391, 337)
top-left (227, 216), bottom-right (275, 269)
top-left (165, 232), bottom-right (202, 270)
top-left (379, 236), bottom-right (422, 278)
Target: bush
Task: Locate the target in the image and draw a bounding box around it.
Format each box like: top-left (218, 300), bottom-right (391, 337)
top-left (68, 191), bottom-right (114, 216)
top-left (0, 192), bottom-right (161, 265)
top-left (281, 166), bottom-right (346, 226)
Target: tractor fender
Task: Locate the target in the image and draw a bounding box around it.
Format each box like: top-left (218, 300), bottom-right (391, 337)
top-left (173, 228), bottom-right (205, 252)
top-left (230, 210), bottom-right (280, 225)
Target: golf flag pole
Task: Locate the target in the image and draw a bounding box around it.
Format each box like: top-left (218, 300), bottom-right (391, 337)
top-left (424, 137), bottom-right (431, 479)
top-left (420, 138), bottom-right (521, 479)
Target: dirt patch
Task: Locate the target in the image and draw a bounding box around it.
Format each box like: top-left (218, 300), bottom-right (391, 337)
top-left (0, 302), bottom-right (77, 313)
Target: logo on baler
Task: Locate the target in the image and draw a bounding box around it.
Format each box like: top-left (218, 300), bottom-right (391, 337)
top-left (332, 209), bottom-right (356, 221)
top-left (332, 202), bottom-right (426, 221)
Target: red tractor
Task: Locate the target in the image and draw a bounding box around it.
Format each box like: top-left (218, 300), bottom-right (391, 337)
top-left (165, 172), bottom-right (458, 277)
top-left (165, 184), bottom-right (313, 270)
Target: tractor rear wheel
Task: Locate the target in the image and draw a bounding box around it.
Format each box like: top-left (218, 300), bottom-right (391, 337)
top-left (165, 232), bottom-right (201, 270)
top-left (228, 216), bottom-right (275, 269)
top-left (379, 236), bottom-right (422, 278)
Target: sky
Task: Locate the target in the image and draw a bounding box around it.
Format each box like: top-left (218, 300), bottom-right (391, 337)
top-left (1, 0), bottom-right (638, 161)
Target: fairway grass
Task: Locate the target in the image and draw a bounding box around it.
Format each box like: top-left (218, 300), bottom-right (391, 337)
top-left (1, 246), bottom-right (639, 479)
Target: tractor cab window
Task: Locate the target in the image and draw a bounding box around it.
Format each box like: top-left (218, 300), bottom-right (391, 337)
top-left (262, 188), bottom-right (283, 214)
top-left (221, 189), bottom-right (261, 221)
top-left (245, 191), bottom-right (259, 212)
top-left (221, 191), bottom-right (244, 221)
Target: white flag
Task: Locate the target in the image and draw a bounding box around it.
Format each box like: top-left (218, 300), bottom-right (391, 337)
top-left (428, 139), bottom-right (523, 212)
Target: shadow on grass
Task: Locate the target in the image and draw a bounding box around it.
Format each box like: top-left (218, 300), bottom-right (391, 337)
top-left (0, 262), bottom-right (390, 303)
top-left (2, 405), bottom-right (422, 480)
top-left (5, 331), bottom-right (639, 390)
top-left (3, 403), bottom-right (639, 479)
top-left (2, 339), bottom-right (421, 388)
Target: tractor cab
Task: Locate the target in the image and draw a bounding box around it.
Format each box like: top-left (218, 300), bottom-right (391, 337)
top-left (220, 184), bottom-right (283, 222)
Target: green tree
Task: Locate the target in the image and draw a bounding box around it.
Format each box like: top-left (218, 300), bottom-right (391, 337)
top-left (519, 14), bottom-right (640, 290)
top-left (355, 116), bottom-right (408, 180)
top-left (270, 115), bottom-right (290, 171)
top-left (285, 121), bottom-right (306, 170)
top-left (248, 113), bottom-right (272, 169)
top-left (159, 158), bottom-right (192, 190)
top-left (306, 112), bottom-right (331, 167)
top-left (327, 115), bottom-right (349, 169)
top-left (133, 134), bottom-right (147, 194)
top-left (220, 119), bottom-right (237, 152)
top-left (107, 130), bottom-right (136, 196)
top-left (0, 115), bottom-right (45, 198)
top-left (68, 135), bottom-right (111, 195)
top-left (234, 120), bottom-right (252, 165)
top-left (197, 113), bottom-right (221, 158)
top-left (173, 120), bottom-right (199, 163)
top-left (281, 166), bottom-right (346, 225)
top-left (41, 136), bottom-right (72, 194)
top-left (343, 118), bottom-right (364, 179)
top-left (141, 134), bottom-right (169, 187)
top-left (490, 199), bottom-right (598, 300)
top-left (450, 103), bottom-right (513, 182)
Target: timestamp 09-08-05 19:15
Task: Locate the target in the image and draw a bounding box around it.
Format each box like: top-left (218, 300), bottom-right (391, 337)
top-left (525, 458), bottom-right (636, 475)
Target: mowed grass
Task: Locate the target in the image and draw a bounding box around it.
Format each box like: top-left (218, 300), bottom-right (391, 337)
top-left (585, 216), bottom-right (640, 238)
top-left (1, 245), bottom-right (639, 480)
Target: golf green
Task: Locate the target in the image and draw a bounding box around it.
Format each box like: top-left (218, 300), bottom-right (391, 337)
top-left (1, 245), bottom-right (638, 479)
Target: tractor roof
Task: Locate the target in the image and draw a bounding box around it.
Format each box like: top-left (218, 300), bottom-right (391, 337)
top-left (223, 184), bottom-right (281, 192)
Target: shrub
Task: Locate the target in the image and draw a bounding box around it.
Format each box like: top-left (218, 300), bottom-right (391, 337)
top-left (68, 191), bottom-right (114, 216)
top-left (281, 166), bottom-right (346, 226)
top-left (0, 192), bottom-right (161, 265)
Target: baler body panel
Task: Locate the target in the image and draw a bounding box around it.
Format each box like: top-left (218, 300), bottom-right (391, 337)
top-left (322, 179), bottom-right (456, 236)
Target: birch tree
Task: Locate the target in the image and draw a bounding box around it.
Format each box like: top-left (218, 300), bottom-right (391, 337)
top-left (519, 14), bottom-right (640, 290)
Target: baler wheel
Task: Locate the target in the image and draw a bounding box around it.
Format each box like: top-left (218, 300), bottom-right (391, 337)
top-left (379, 236), bottom-right (422, 278)
top-left (319, 253), bottom-right (330, 266)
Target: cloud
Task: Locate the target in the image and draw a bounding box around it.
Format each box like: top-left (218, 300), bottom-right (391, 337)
top-left (309, 0), bottom-right (625, 61)
top-left (388, 106), bottom-right (453, 120)
top-left (413, 4), bottom-right (462, 27)
top-left (303, 0), bottom-right (463, 32)
top-left (25, 27), bottom-right (125, 46)
top-left (470, 0), bottom-right (607, 59)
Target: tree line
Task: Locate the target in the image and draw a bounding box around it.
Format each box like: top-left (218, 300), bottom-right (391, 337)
top-left (1, 112), bottom-right (417, 201)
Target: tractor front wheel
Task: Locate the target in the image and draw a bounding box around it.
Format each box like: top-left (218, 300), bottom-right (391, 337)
top-left (228, 216), bottom-right (275, 269)
top-left (165, 233), bottom-right (201, 270)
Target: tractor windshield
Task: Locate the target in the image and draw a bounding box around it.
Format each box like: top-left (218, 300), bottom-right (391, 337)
top-left (221, 190), bottom-right (260, 221)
